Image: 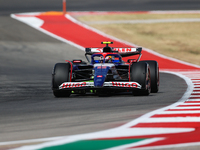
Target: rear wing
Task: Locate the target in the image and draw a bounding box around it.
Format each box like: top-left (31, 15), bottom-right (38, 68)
top-left (85, 47), bottom-right (142, 57)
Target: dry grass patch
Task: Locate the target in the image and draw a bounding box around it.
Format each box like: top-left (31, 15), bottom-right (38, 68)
top-left (78, 14), bottom-right (200, 22)
top-left (77, 14), bottom-right (200, 66)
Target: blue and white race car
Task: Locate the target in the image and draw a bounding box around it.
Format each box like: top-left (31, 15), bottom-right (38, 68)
top-left (52, 42), bottom-right (159, 97)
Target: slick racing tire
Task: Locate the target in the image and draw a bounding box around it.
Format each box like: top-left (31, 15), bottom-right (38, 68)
top-left (52, 63), bottom-right (71, 97)
top-left (130, 62), bottom-right (151, 96)
top-left (141, 60), bottom-right (159, 93)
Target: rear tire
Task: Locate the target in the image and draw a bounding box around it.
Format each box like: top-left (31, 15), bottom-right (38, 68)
top-left (141, 60), bottom-right (159, 93)
top-left (130, 62), bottom-right (151, 96)
top-left (52, 63), bottom-right (71, 97)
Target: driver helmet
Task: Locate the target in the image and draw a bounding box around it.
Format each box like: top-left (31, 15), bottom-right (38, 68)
top-left (105, 56), bottom-right (112, 63)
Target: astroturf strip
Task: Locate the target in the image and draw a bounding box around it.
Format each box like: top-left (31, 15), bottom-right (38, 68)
top-left (39, 138), bottom-right (146, 150)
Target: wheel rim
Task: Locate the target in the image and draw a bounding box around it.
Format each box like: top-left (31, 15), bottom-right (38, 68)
top-left (147, 68), bottom-right (151, 94)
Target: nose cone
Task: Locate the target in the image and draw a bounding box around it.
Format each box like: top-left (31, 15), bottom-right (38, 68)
top-left (94, 65), bottom-right (109, 87)
top-left (94, 75), bottom-right (105, 87)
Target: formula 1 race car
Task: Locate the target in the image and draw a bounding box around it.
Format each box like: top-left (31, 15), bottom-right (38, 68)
top-left (52, 42), bottom-right (159, 97)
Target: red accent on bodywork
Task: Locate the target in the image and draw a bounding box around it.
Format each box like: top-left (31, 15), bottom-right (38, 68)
top-left (73, 60), bottom-right (82, 63)
top-left (127, 59), bottom-right (137, 63)
top-left (65, 60), bottom-right (72, 82)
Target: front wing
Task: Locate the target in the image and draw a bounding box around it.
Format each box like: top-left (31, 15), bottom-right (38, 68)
top-left (59, 82), bottom-right (142, 90)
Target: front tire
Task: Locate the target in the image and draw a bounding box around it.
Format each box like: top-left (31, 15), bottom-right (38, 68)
top-left (130, 62), bottom-right (151, 96)
top-left (141, 60), bottom-right (159, 93)
top-left (52, 63), bottom-right (71, 97)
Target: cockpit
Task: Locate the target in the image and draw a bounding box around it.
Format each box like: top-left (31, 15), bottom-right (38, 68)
top-left (91, 53), bottom-right (122, 64)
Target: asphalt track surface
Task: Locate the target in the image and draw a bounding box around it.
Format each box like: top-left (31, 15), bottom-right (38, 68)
top-left (0, 0), bottom-right (199, 145)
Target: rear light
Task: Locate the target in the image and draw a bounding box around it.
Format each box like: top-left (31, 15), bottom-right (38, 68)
top-left (97, 75), bottom-right (103, 78)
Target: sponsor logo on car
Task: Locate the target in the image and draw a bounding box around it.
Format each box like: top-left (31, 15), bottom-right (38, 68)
top-left (104, 82), bottom-right (141, 88)
top-left (111, 82), bottom-right (141, 88)
top-left (91, 47), bottom-right (136, 53)
top-left (60, 82), bottom-right (86, 89)
top-left (90, 48), bottom-right (103, 52)
top-left (97, 66), bottom-right (107, 69)
top-left (90, 48), bottom-right (137, 53)
top-left (59, 82), bottom-right (94, 89)
top-left (113, 48), bottom-right (136, 53)
top-left (59, 82), bottom-right (141, 89)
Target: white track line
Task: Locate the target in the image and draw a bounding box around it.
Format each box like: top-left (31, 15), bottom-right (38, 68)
top-left (157, 111), bottom-right (200, 114)
top-left (178, 103), bottom-right (200, 105)
top-left (141, 117), bottom-right (200, 123)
